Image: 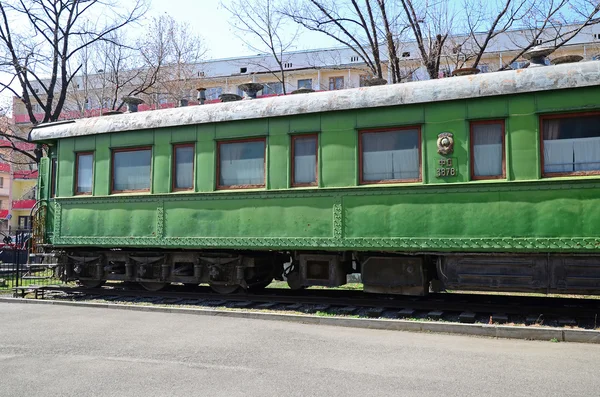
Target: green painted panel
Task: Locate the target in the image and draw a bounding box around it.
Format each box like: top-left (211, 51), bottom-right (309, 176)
top-left (196, 139), bottom-right (215, 192)
top-left (268, 134), bottom-right (288, 189)
top-left (164, 197), bottom-right (334, 238)
top-left (508, 93), bottom-right (535, 116)
top-left (343, 187), bottom-right (600, 239)
top-left (467, 96), bottom-right (509, 120)
top-left (111, 130), bottom-right (154, 147)
top-left (289, 113), bottom-right (320, 133)
top-left (507, 115), bottom-right (538, 180)
top-left (356, 104), bottom-right (424, 128)
top-left (94, 134), bottom-right (111, 196)
top-left (536, 86), bottom-right (600, 113)
top-left (39, 157), bottom-right (49, 200)
top-left (57, 138), bottom-right (75, 197)
top-left (320, 112), bottom-right (356, 187)
top-left (269, 117), bottom-right (289, 136)
top-left (216, 119), bottom-right (268, 139)
top-left (153, 132), bottom-right (170, 193)
top-left (74, 135), bottom-right (96, 151)
top-left (424, 101), bottom-right (468, 184)
top-left (60, 202), bottom-right (157, 237)
top-left (170, 125), bottom-right (196, 143)
top-left (197, 124), bottom-right (216, 142)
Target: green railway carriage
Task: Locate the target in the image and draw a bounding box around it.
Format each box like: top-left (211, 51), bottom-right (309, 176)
top-left (29, 61), bottom-right (600, 295)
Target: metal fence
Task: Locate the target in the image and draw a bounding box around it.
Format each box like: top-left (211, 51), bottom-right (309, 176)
top-left (0, 229), bottom-right (63, 293)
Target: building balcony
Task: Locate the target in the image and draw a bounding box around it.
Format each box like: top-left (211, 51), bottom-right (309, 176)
top-left (12, 199), bottom-right (36, 210)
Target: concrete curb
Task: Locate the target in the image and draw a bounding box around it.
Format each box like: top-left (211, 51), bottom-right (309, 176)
top-left (1, 297), bottom-right (598, 344)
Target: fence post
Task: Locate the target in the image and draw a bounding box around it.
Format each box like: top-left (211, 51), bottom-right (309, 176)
top-left (14, 248), bottom-right (19, 288)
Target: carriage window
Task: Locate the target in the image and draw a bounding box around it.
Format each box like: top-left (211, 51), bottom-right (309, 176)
top-left (112, 147), bottom-right (152, 193)
top-left (360, 128), bottom-right (421, 184)
top-left (173, 144), bottom-right (194, 191)
top-left (292, 134), bottom-right (318, 186)
top-left (542, 113), bottom-right (600, 176)
top-left (471, 121), bottom-right (505, 179)
top-left (217, 139), bottom-right (265, 189)
top-left (75, 152), bottom-right (93, 194)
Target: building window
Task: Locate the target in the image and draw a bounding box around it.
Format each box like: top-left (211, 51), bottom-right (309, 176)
top-left (470, 120), bottom-right (505, 180)
top-left (510, 60), bottom-right (528, 70)
top-left (541, 112), bottom-right (600, 176)
top-left (262, 82), bottom-right (283, 95)
top-left (173, 144), bottom-right (194, 191)
top-left (360, 128), bottom-right (421, 184)
top-left (18, 216), bottom-right (31, 230)
top-left (112, 147), bottom-right (152, 193)
top-left (292, 134), bottom-right (318, 187)
top-left (359, 75), bottom-right (372, 87)
top-left (75, 152), bottom-right (94, 195)
top-left (51, 158), bottom-right (57, 198)
top-left (329, 76), bottom-right (344, 90)
top-left (217, 138), bottom-right (265, 189)
top-left (205, 87), bottom-right (222, 100)
top-left (297, 79), bottom-right (312, 90)
top-left (0, 177), bottom-right (4, 188)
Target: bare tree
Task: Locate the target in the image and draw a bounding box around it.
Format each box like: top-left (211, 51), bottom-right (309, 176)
top-left (398, 0), bottom-right (457, 79)
top-left (139, 15), bottom-right (206, 105)
top-left (223, 0), bottom-right (299, 94)
top-left (497, 0), bottom-right (600, 70)
top-left (0, 0), bottom-right (148, 126)
top-left (282, 0), bottom-right (386, 82)
top-left (455, 0), bottom-right (600, 72)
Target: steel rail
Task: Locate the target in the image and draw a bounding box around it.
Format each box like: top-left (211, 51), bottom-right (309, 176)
top-left (35, 285), bottom-right (600, 320)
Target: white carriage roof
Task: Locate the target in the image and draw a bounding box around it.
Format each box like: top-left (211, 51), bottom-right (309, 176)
top-left (29, 61), bottom-right (600, 141)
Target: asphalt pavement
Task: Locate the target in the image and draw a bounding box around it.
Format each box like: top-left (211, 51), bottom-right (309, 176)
top-left (0, 302), bottom-right (599, 397)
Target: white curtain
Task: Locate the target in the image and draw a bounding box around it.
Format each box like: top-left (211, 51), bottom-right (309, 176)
top-left (472, 123), bottom-right (503, 177)
top-left (294, 136), bottom-right (317, 184)
top-left (114, 150), bottom-right (151, 191)
top-left (544, 139), bottom-right (574, 173)
top-left (220, 141), bottom-right (265, 186)
top-left (574, 136), bottom-right (600, 171)
top-left (77, 154), bottom-right (93, 193)
top-left (175, 146), bottom-right (194, 189)
top-left (362, 130), bottom-right (419, 181)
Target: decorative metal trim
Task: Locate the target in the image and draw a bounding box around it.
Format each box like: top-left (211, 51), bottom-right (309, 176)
top-left (51, 235), bottom-right (600, 252)
top-left (156, 204), bottom-right (164, 238)
top-left (332, 195), bottom-right (343, 239)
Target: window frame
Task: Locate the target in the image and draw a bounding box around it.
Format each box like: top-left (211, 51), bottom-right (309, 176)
top-left (469, 119), bottom-right (506, 181)
top-left (291, 134), bottom-right (319, 187)
top-left (172, 143), bottom-right (195, 192)
top-left (328, 76), bottom-right (344, 90)
top-left (540, 111), bottom-right (600, 178)
top-left (216, 137), bottom-right (266, 190)
top-left (75, 151), bottom-right (94, 195)
top-left (358, 126), bottom-right (422, 185)
top-left (111, 146), bottom-right (153, 194)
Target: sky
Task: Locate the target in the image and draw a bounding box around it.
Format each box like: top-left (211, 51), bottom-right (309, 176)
top-left (0, 0), bottom-right (339, 109)
top-left (148, 0), bottom-right (339, 59)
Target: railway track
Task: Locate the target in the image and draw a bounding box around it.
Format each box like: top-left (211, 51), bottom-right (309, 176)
top-left (26, 284), bottom-right (600, 329)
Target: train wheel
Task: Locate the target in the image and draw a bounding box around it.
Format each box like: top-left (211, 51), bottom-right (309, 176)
top-left (139, 282), bottom-right (167, 292)
top-left (210, 284), bottom-right (240, 294)
top-left (79, 279), bottom-right (106, 288)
